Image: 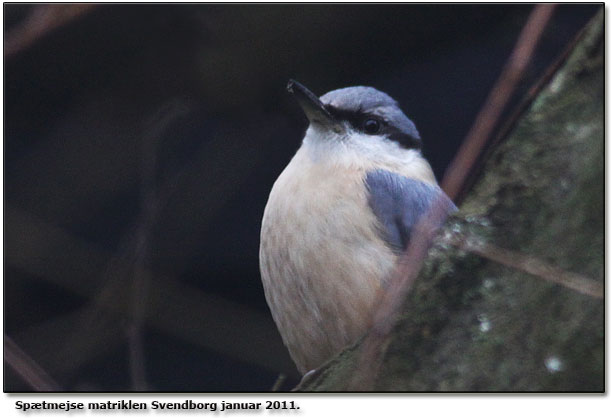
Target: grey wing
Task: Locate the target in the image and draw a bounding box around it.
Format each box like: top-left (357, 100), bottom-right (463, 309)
top-left (365, 169), bottom-right (457, 252)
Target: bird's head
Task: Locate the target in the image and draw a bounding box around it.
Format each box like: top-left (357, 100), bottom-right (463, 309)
top-left (287, 80), bottom-right (422, 164)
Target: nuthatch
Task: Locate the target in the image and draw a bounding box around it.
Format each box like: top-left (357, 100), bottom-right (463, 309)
top-left (260, 80), bottom-right (456, 374)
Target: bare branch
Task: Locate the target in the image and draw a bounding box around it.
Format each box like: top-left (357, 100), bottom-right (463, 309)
top-left (270, 374), bottom-right (287, 392)
top-left (5, 335), bottom-right (62, 391)
top-left (441, 4), bottom-right (556, 202)
top-left (448, 235), bottom-right (603, 299)
top-left (5, 4), bottom-right (97, 58)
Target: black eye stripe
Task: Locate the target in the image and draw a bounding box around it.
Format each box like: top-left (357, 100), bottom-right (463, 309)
top-left (324, 105), bottom-right (421, 149)
top-left (325, 106), bottom-right (359, 125)
top-left (324, 106), bottom-right (380, 130)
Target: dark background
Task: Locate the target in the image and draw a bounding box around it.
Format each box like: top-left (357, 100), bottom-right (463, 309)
top-left (3, 4), bottom-right (601, 391)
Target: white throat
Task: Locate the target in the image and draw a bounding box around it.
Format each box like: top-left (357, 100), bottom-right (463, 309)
top-left (299, 123), bottom-right (437, 184)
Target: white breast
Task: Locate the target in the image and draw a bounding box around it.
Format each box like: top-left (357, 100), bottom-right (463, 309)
top-left (259, 127), bottom-right (437, 373)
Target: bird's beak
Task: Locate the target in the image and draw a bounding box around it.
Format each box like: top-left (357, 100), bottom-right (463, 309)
top-left (287, 79), bottom-right (336, 127)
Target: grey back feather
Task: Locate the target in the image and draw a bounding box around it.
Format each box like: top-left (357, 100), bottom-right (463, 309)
top-left (365, 169), bottom-right (457, 252)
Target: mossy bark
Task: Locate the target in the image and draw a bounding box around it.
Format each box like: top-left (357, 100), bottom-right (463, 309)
top-left (299, 11), bottom-right (604, 392)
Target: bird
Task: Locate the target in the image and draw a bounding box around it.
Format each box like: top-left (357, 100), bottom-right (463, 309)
top-left (259, 80), bottom-right (456, 375)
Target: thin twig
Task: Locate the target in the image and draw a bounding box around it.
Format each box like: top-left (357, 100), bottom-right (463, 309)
top-left (347, 4), bottom-right (557, 391)
top-left (448, 235), bottom-right (603, 299)
top-left (4, 335), bottom-right (62, 391)
top-left (441, 4), bottom-right (556, 202)
top-left (348, 197), bottom-right (451, 390)
top-left (455, 9), bottom-right (593, 204)
top-left (4, 4), bottom-right (97, 58)
top-left (127, 100), bottom-right (189, 391)
top-left (270, 374), bottom-right (287, 391)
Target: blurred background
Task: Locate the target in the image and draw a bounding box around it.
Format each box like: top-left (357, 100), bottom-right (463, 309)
top-left (3, 4), bottom-right (601, 391)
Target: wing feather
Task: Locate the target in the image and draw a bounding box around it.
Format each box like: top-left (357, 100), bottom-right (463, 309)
top-left (365, 169), bottom-right (456, 252)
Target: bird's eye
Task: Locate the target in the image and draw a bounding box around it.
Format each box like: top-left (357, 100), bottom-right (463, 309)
top-left (363, 118), bottom-right (380, 134)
